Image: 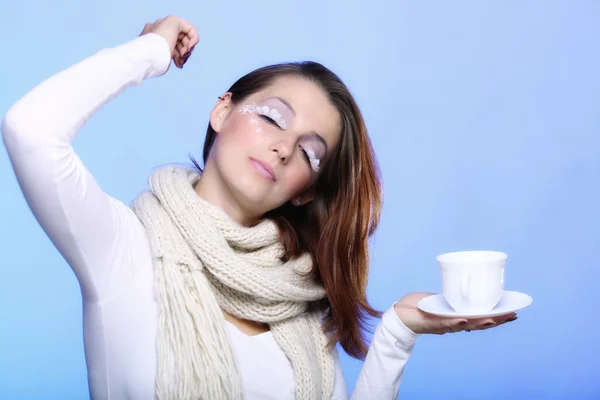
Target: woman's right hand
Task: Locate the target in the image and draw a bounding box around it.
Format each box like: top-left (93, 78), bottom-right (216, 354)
top-left (139, 16), bottom-right (199, 69)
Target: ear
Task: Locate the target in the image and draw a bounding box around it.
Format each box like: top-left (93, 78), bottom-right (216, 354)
top-left (209, 92), bottom-right (233, 133)
top-left (291, 188), bottom-right (315, 207)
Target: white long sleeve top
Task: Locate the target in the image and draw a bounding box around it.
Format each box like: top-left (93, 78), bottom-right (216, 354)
top-left (1, 32), bottom-right (419, 400)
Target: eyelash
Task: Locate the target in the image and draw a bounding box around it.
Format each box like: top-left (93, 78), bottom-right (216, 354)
top-left (260, 114), bottom-right (280, 128)
top-left (299, 145), bottom-right (310, 162)
top-left (300, 145), bottom-right (321, 173)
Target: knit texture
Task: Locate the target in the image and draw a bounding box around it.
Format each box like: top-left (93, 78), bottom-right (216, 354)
top-left (131, 165), bottom-right (335, 400)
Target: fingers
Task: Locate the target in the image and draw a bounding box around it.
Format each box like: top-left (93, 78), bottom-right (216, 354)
top-left (176, 36), bottom-right (195, 58)
top-left (175, 43), bottom-right (194, 68)
top-left (435, 312), bottom-right (518, 335)
top-left (465, 313), bottom-right (518, 332)
top-left (433, 318), bottom-right (468, 335)
top-left (176, 23), bottom-right (198, 67)
top-left (173, 52), bottom-right (182, 69)
top-left (141, 16), bottom-right (199, 68)
top-left (495, 312), bottom-right (518, 324)
top-left (465, 319), bottom-right (496, 332)
top-left (179, 18), bottom-right (200, 49)
top-left (172, 17), bottom-right (199, 56)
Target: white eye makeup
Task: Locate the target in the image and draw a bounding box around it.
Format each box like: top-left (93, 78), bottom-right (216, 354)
top-left (238, 97), bottom-right (325, 173)
top-left (299, 136), bottom-right (326, 174)
top-left (302, 146), bottom-right (321, 173)
top-left (239, 97), bottom-right (293, 130)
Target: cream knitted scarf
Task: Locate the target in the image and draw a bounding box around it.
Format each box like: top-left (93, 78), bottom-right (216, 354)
top-left (130, 165), bottom-right (334, 400)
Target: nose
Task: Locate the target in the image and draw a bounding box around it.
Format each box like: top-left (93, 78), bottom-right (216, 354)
top-left (269, 138), bottom-right (294, 164)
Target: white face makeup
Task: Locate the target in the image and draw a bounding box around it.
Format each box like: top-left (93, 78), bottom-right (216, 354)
top-left (238, 97), bottom-right (325, 173)
top-left (240, 103), bottom-right (287, 129)
top-left (302, 147), bottom-right (320, 172)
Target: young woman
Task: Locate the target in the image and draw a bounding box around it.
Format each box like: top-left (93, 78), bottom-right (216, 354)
top-left (2, 16), bottom-right (516, 400)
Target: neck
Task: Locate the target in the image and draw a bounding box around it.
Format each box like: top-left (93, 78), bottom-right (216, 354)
top-left (193, 165), bottom-right (260, 227)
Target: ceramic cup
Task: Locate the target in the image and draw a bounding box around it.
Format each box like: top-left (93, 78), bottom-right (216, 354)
top-left (436, 250), bottom-right (506, 314)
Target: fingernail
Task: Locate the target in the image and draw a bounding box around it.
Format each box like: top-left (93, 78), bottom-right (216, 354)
top-left (458, 320), bottom-right (468, 326)
top-left (483, 322), bottom-right (495, 327)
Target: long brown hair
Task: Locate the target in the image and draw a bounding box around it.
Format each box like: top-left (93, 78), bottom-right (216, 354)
top-left (194, 61), bottom-right (383, 360)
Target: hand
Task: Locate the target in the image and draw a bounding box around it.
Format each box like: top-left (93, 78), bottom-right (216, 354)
top-left (394, 292), bottom-right (517, 334)
top-left (139, 16), bottom-right (199, 69)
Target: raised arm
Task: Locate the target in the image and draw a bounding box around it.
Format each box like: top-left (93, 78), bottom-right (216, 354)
top-left (2, 17), bottom-right (198, 302)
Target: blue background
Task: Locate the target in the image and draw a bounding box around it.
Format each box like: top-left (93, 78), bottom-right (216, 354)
top-left (1, 1), bottom-right (598, 399)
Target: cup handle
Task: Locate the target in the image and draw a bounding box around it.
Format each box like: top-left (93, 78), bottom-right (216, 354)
top-left (461, 273), bottom-right (471, 302)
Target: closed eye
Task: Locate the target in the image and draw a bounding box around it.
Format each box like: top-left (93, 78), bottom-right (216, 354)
top-left (299, 145), bottom-right (310, 163)
top-left (299, 144), bottom-right (321, 173)
top-left (260, 115), bottom-right (281, 129)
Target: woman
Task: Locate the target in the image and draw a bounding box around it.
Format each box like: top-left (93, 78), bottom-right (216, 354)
top-left (2, 16), bottom-right (515, 399)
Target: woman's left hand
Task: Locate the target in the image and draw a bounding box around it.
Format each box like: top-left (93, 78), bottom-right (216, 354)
top-left (394, 292), bottom-right (518, 334)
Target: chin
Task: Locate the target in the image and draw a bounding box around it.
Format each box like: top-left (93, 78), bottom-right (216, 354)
top-left (223, 170), bottom-right (270, 207)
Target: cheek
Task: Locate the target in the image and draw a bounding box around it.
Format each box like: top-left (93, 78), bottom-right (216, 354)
top-left (219, 114), bottom-right (264, 149)
top-left (282, 164), bottom-right (313, 196)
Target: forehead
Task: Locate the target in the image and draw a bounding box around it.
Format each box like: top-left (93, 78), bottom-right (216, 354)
top-left (246, 76), bottom-right (342, 150)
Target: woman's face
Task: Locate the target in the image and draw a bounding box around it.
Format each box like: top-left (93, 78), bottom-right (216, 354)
top-left (205, 75), bottom-right (342, 219)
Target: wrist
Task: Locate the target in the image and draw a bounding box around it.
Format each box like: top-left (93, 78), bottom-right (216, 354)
top-left (380, 304), bottom-right (420, 350)
top-left (393, 303), bottom-right (421, 334)
top-left (135, 33), bottom-right (173, 77)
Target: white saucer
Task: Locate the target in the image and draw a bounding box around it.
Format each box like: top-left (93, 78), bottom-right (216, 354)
top-left (417, 290), bottom-right (532, 318)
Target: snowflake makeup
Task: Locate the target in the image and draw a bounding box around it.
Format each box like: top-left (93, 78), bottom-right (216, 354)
top-left (239, 104), bottom-right (257, 115)
top-left (248, 116), bottom-right (262, 133)
top-left (239, 103), bottom-right (288, 130)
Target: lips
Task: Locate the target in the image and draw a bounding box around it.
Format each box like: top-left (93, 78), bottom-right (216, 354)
top-left (249, 158), bottom-right (277, 182)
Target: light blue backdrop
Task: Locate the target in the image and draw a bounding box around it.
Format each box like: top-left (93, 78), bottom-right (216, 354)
top-left (1, 1), bottom-right (598, 399)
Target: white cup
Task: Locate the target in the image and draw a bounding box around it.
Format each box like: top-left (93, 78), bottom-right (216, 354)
top-left (436, 250), bottom-right (506, 314)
